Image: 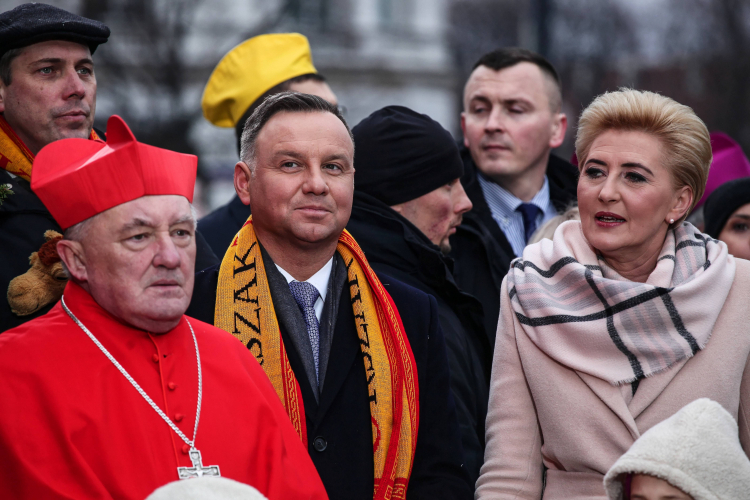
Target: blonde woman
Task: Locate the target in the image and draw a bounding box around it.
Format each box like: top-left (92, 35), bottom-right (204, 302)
top-left (476, 89), bottom-right (750, 499)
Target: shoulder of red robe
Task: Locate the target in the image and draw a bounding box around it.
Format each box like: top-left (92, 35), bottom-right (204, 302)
top-left (30, 115), bottom-right (198, 230)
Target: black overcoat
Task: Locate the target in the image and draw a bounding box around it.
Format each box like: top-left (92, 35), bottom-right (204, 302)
top-left (449, 143), bottom-right (579, 347)
top-left (346, 191), bottom-right (490, 485)
top-left (198, 194), bottom-right (250, 258)
top-left (187, 262), bottom-right (473, 500)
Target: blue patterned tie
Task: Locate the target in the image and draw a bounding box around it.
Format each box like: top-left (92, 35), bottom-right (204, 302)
top-left (517, 203), bottom-right (542, 244)
top-left (288, 281), bottom-right (321, 384)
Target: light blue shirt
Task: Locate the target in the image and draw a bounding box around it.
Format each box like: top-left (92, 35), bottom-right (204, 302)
top-left (478, 174), bottom-right (557, 257)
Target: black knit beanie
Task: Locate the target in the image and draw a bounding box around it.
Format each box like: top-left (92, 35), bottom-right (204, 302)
top-left (704, 177), bottom-right (750, 238)
top-left (352, 106), bottom-right (463, 206)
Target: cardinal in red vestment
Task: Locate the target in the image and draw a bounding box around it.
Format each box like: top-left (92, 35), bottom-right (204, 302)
top-left (0, 115), bottom-right (328, 500)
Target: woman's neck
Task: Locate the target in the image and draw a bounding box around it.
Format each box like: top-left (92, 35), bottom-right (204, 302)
top-left (598, 236), bottom-right (667, 283)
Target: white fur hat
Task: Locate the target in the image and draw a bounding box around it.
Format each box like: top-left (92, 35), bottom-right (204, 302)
top-left (604, 398), bottom-right (750, 500)
top-left (146, 477), bottom-right (268, 500)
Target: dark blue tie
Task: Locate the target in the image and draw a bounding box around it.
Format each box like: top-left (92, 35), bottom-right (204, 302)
top-left (517, 203), bottom-right (542, 243)
top-left (288, 281), bottom-right (321, 385)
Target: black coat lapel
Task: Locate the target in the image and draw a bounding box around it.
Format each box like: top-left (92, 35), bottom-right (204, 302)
top-left (317, 254), bottom-right (347, 392)
top-left (316, 283), bottom-right (361, 420)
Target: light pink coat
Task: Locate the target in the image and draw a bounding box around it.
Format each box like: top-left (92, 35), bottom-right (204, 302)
top-left (476, 258), bottom-right (750, 500)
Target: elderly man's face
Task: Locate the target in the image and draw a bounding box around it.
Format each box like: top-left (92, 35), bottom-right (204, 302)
top-left (0, 40), bottom-right (96, 155)
top-left (392, 178), bottom-right (472, 254)
top-left (63, 195), bottom-right (195, 333)
top-left (241, 110), bottom-right (354, 252)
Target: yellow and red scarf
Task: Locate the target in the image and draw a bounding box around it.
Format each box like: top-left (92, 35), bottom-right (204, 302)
top-left (0, 115), bottom-right (101, 181)
top-left (215, 218), bottom-right (419, 499)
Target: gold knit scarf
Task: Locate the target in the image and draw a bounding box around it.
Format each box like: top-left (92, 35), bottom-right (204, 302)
top-left (215, 218), bottom-right (419, 500)
top-left (0, 116), bottom-right (101, 181)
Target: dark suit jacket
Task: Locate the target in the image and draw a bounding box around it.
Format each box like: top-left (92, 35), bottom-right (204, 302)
top-left (450, 144), bottom-right (578, 348)
top-left (187, 256), bottom-right (473, 499)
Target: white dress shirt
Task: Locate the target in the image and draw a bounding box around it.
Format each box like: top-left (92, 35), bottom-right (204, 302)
top-left (276, 257), bottom-right (333, 321)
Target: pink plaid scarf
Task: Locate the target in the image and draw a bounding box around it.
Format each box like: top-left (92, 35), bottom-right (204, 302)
top-left (507, 221), bottom-right (736, 385)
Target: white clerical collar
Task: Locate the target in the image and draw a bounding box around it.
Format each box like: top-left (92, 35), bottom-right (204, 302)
top-left (275, 257), bottom-right (333, 305)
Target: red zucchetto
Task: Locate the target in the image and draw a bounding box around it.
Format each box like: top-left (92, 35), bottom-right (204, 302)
top-left (31, 115), bottom-right (197, 230)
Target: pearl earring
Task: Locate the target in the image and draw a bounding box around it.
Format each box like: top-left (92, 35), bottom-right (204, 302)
top-left (669, 218), bottom-right (675, 224)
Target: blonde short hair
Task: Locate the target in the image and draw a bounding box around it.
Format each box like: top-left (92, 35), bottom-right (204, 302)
top-left (575, 89), bottom-right (711, 225)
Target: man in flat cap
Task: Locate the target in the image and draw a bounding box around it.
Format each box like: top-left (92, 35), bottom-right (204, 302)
top-left (0, 3), bottom-right (218, 332)
top-left (0, 3), bottom-right (109, 331)
top-left (346, 105), bottom-right (490, 485)
top-left (187, 92), bottom-right (473, 499)
top-left (199, 33), bottom-right (338, 258)
top-left (0, 115), bottom-right (328, 500)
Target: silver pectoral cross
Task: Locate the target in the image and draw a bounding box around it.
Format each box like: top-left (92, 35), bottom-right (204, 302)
top-left (177, 448), bottom-right (221, 479)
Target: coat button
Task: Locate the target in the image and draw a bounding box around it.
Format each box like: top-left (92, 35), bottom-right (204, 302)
top-left (152, 353), bottom-right (159, 363)
top-left (313, 436), bottom-right (327, 452)
top-left (174, 413), bottom-right (184, 422)
top-left (182, 444), bottom-right (190, 454)
top-left (168, 382), bottom-right (176, 390)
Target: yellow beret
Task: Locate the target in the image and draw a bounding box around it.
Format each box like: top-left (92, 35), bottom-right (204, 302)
top-left (201, 33), bottom-right (318, 128)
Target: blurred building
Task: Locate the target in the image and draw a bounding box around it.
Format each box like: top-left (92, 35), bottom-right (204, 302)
top-left (190, 0), bottom-right (458, 212)
top-left (3, 0), bottom-right (746, 214)
top-left (0, 0), bottom-right (457, 214)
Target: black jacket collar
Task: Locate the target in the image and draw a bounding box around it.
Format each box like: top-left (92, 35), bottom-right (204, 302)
top-left (347, 191), bottom-right (489, 359)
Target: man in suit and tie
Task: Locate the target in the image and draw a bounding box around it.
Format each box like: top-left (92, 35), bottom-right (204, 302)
top-left (450, 47), bottom-right (579, 344)
top-left (187, 91), bottom-right (472, 500)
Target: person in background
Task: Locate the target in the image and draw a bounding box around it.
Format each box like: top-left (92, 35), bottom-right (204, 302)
top-left (450, 47), bottom-right (578, 345)
top-left (187, 92), bottom-right (473, 500)
top-left (199, 33), bottom-right (338, 257)
top-left (0, 3), bottom-right (217, 333)
top-left (686, 132), bottom-right (750, 231)
top-left (604, 398), bottom-right (750, 500)
top-left (476, 88), bottom-right (750, 499)
top-left (703, 177), bottom-right (750, 261)
top-left (346, 105), bottom-right (490, 484)
top-left (0, 115), bottom-right (327, 500)
top-left (0, 3), bottom-right (108, 331)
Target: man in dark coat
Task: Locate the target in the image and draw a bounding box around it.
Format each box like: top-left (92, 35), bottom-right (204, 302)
top-left (187, 93), bottom-right (472, 499)
top-left (198, 33), bottom-right (338, 258)
top-left (0, 4), bottom-right (217, 332)
top-left (346, 105), bottom-right (491, 485)
top-left (451, 48), bottom-right (578, 345)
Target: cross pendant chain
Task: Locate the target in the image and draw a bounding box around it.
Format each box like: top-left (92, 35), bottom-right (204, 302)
top-left (177, 448), bottom-right (221, 479)
top-left (60, 298), bottom-right (222, 481)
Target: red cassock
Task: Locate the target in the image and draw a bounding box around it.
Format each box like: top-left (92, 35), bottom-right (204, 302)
top-left (0, 281), bottom-right (329, 500)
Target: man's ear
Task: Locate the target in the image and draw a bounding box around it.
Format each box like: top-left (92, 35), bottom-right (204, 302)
top-left (234, 161), bottom-right (252, 206)
top-left (0, 81), bottom-right (7, 114)
top-left (460, 112), bottom-right (469, 148)
top-left (56, 240), bottom-right (88, 282)
top-left (550, 113), bottom-right (568, 149)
